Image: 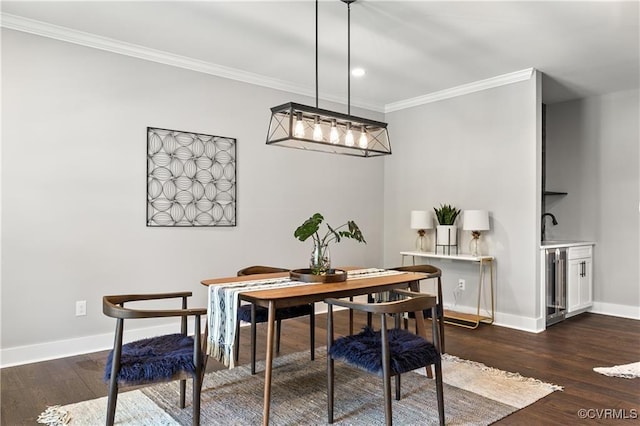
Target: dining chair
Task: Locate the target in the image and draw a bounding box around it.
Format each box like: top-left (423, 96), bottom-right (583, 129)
top-left (391, 264), bottom-right (445, 352)
top-left (325, 289), bottom-right (445, 426)
top-left (234, 265), bottom-right (315, 374)
top-left (103, 292), bottom-right (207, 426)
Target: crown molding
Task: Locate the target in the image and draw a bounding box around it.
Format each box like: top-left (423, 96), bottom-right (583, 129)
top-left (384, 68), bottom-right (535, 113)
top-left (0, 13), bottom-right (384, 113)
top-left (2, 13), bottom-right (532, 115)
top-left (0, 13), bottom-right (304, 96)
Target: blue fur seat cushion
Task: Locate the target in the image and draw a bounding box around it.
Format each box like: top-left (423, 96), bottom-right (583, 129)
top-left (237, 303), bottom-right (312, 323)
top-left (104, 333), bottom-right (195, 383)
top-left (329, 326), bottom-right (439, 376)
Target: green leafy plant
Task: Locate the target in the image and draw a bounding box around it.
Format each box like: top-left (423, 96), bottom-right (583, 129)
top-left (433, 204), bottom-right (461, 225)
top-left (294, 213), bottom-right (366, 246)
top-left (294, 213), bottom-right (366, 275)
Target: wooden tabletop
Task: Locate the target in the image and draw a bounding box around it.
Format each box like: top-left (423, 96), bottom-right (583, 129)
top-left (201, 269), bottom-right (429, 309)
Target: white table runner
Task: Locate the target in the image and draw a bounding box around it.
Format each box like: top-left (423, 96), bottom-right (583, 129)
top-left (207, 268), bottom-right (403, 367)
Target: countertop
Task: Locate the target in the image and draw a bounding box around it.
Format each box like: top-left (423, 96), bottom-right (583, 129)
top-left (540, 240), bottom-right (596, 249)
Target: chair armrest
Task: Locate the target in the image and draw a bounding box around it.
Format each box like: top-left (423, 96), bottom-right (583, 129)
top-left (390, 265), bottom-right (442, 278)
top-left (391, 289), bottom-right (429, 299)
top-left (104, 292), bottom-right (193, 305)
top-left (103, 292), bottom-right (206, 319)
top-left (325, 291), bottom-right (436, 315)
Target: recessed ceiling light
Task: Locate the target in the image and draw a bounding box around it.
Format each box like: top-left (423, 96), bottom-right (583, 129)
top-left (351, 68), bottom-right (366, 77)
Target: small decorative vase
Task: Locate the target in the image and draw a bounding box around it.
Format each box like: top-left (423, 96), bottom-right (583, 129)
top-left (310, 242), bottom-right (331, 275)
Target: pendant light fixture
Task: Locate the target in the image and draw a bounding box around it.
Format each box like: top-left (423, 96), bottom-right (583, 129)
top-left (265, 0), bottom-right (391, 157)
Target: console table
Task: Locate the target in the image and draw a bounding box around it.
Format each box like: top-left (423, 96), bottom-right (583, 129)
top-left (400, 251), bottom-right (495, 329)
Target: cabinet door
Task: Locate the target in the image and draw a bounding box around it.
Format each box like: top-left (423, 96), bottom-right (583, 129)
top-left (579, 258), bottom-right (593, 308)
top-left (568, 258), bottom-right (592, 313)
top-left (567, 259), bottom-right (582, 312)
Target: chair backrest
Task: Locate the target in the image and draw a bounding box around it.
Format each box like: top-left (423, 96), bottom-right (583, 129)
top-left (237, 265), bottom-right (289, 276)
top-left (326, 289), bottom-right (440, 346)
top-left (103, 292), bottom-right (207, 320)
top-left (390, 264), bottom-right (441, 278)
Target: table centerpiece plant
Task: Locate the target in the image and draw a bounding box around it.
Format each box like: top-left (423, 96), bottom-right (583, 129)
top-left (294, 213), bottom-right (366, 275)
top-left (433, 203), bottom-right (461, 246)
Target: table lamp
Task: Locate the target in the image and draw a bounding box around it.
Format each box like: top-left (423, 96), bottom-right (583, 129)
top-left (410, 210), bottom-right (432, 252)
top-left (463, 210), bottom-right (490, 256)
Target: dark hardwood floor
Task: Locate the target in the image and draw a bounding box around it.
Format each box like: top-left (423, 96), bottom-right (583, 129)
top-left (2, 312), bottom-right (639, 425)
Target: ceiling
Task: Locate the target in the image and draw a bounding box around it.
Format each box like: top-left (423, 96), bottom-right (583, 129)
top-left (2, 1), bottom-right (638, 111)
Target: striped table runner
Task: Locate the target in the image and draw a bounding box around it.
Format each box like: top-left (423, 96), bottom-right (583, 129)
top-left (207, 268), bottom-right (404, 367)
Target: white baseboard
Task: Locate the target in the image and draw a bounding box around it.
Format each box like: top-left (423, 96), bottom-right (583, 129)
top-left (0, 320), bottom-right (199, 368)
top-left (0, 303), bottom-right (354, 368)
top-left (493, 312), bottom-right (544, 333)
top-left (590, 301), bottom-right (640, 320)
top-left (4, 302), bottom-right (635, 368)
top-left (444, 304), bottom-right (542, 333)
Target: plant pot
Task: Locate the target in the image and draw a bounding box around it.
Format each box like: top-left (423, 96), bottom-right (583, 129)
top-left (436, 225), bottom-right (458, 246)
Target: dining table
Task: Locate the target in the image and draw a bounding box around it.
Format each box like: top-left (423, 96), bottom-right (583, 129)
top-left (201, 267), bottom-right (428, 425)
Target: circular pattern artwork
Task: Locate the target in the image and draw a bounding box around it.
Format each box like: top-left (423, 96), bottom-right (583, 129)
top-left (147, 127), bottom-right (236, 226)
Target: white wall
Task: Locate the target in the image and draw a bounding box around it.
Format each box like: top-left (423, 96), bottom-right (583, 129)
top-left (546, 89), bottom-right (640, 316)
top-left (382, 76), bottom-right (541, 330)
top-left (1, 29), bottom-right (386, 364)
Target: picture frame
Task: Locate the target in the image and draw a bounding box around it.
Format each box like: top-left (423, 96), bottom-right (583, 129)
top-left (147, 127), bottom-right (236, 227)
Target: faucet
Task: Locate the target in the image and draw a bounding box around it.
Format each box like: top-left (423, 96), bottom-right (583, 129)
top-left (541, 213), bottom-right (558, 241)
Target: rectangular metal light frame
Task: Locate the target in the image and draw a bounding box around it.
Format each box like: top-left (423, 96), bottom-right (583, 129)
top-left (266, 102), bottom-right (391, 157)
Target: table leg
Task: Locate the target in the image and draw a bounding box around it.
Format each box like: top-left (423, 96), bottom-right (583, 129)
top-left (349, 297), bottom-right (354, 335)
top-left (262, 300), bottom-right (276, 426)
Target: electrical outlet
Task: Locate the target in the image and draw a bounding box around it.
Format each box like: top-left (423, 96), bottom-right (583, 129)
top-left (458, 279), bottom-right (466, 291)
top-left (75, 300), bottom-right (87, 316)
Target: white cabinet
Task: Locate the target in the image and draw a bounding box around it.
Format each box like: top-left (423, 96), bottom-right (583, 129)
top-left (567, 245), bottom-right (593, 315)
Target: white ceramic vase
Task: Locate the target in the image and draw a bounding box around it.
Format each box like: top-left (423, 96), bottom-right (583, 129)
top-left (436, 225), bottom-right (457, 246)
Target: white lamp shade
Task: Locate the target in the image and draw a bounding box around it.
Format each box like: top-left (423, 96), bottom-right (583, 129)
top-left (410, 210), bottom-right (432, 230)
top-left (463, 210), bottom-right (490, 231)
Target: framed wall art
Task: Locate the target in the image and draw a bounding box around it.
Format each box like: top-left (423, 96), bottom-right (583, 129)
top-left (147, 127), bottom-right (236, 227)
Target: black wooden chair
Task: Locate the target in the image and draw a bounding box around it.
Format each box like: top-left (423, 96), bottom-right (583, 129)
top-left (391, 264), bottom-right (445, 352)
top-left (326, 289), bottom-right (445, 426)
top-left (103, 292), bottom-right (207, 426)
top-left (234, 265), bottom-right (315, 374)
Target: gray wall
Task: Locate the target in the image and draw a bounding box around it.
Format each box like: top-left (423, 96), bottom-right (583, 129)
top-left (2, 28), bottom-right (638, 365)
top-left (1, 29), bottom-right (385, 362)
top-left (546, 90), bottom-right (640, 314)
top-left (382, 77), bottom-right (541, 329)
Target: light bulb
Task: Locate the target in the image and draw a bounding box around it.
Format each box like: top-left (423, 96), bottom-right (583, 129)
top-left (330, 120), bottom-right (340, 144)
top-left (294, 112), bottom-right (305, 138)
top-left (345, 123), bottom-right (354, 147)
top-left (358, 127), bottom-right (368, 149)
top-left (312, 116), bottom-right (323, 141)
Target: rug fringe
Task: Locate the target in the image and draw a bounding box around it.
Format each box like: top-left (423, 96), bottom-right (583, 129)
top-left (442, 353), bottom-right (564, 391)
top-left (37, 405), bottom-right (71, 426)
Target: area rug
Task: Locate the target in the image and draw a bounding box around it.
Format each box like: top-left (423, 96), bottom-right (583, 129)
top-left (594, 361), bottom-right (640, 379)
top-left (39, 349), bottom-right (562, 425)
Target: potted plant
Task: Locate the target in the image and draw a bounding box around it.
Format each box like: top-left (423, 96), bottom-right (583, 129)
top-left (433, 204), bottom-right (461, 246)
top-left (294, 213), bottom-right (366, 275)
